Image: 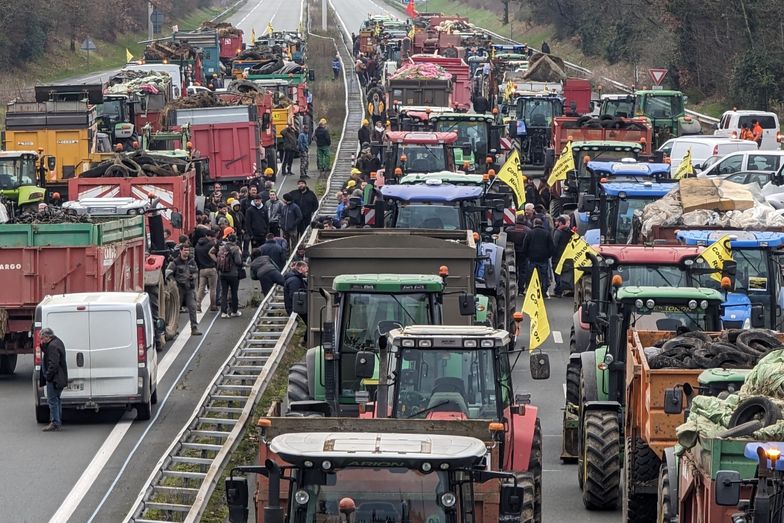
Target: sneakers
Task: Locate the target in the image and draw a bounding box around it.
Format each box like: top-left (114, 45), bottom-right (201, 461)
top-left (231, 311), bottom-right (242, 318)
top-left (42, 423), bottom-right (60, 432)
top-left (191, 327), bottom-right (202, 336)
top-left (220, 313), bottom-right (229, 319)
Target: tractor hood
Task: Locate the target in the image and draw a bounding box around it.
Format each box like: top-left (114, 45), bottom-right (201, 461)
top-left (721, 291), bottom-right (751, 327)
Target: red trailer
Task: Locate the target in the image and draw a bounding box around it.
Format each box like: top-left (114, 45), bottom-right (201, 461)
top-left (219, 33), bottom-right (244, 63)
top-left (68, 170), bottom-right (197, 239)
top-left (0, 217), bottom-right (145, 374)
top-left (190, 122), bottom-right (261, 191)
top-left (410, 54), bottom-right (471, 111)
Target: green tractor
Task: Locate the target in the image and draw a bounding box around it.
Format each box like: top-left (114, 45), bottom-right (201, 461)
top-left (568, 285), bottom-right (724, 511)
top-left (429, 113), bottom-right (504, 173)
top-left (634, 90), bottom-right (702, 148)
top-left (0, 151), bottom-right (50, 218)
top-left (286, 274), bottom-right (483, 417)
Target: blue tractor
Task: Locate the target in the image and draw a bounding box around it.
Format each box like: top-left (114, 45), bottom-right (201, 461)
top-left (377, 180), bottom-right (519, 334)
top-left (676, 230), bottom-right (784, 330)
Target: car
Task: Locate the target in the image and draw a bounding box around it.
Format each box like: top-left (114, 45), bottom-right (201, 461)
top-left (658, 136), bottom-right (759, 172)
top-left (62, 197), bottom-right (150, 216)
top-left (717, 170), bottom-right (776, 186)
top-left (714, 109), bottom-right (781, 150)
top-left (33, 292), bottom-right (160, 423)
top-left (699, 150), bottom-right (784, 177)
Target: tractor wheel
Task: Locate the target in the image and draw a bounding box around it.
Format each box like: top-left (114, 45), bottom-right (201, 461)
top-left (656, 464), bottom-right (675, 523)
top-left (623, 436), bottom-right (659, 522)
top-left (0, 354), bottom-right (18, 375)
top-left (162, 279), bottom-right (180, 340)
top-left (528, 418), bottom-right (543, 523)
top-left (514, 473), bottom-right (536, 523)
top-left (566, 360), bottom-right (580, 406)
top-left (287, 362), bottom-right (311, 405)
top-left (581, 410), bottom-right (621, 510)
top-left (549, 197), bottom-right (563, 219)
top-left (484, 298), bottom-right (497, 329)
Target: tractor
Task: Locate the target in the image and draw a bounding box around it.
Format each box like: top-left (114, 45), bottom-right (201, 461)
top-left (634, 90), bottom-right (702, 148)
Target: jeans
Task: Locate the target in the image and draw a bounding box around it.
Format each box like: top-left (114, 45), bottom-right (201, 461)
top-left (178, 284), bottom-right (199, 325)
top-left (530, 261), bottom-right (551, 296)
top-left (283, 149), bottom-right (295, 173)
top-left (197, 267), bottom-right (218, 310)
top-left (283, 229), bottom-right (299, 254)
top-left (220, 275), bottom-right (240, 314)
top-left (46, 382), bottom-right (62, 426)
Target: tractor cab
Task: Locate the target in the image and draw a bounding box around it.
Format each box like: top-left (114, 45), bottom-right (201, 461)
top-left (383, 131), bottom-right (458, 177)
top-left (676, 230), bottom-right (784, 330)
top-left (581, 157), bottom-right (669, 200)
top-left (379, 182), bottom-right (489, 231)
top-left (513, 94), bottom-right (563, 165)
top-left (599, 94), bottom-right (636, 118)
top-left (634, 89), bottom-right (701, 147)
top-left (0, 151), bottom-right (47, 215)
top-left (579, 181), bottom-right (676, 245)
top-left (429, 113), bottom-right (502, 172)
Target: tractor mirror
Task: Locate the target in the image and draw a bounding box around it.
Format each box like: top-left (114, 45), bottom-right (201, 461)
top-left (226, 475), bottom-right (250, 523)
top-left (154, 318), bottom-right (166, 334)
top-left (529, 352), bottom-right (550, 380)
top-left (577, 194), bottom-right (596, 213)
top-left (355, 351), bottom-right (375, 379)
top-left (292, 290), bottom-right (308, 315)
top-left (751, 304), bottom-right (765, 328)
top-left (377, 320), bottom-right (402, 336)
top-left (715, 471), bottom-right (741, 506)
top-left (458, 294), bottom-right (476, 316)
top-left (170, 211), bottom-right (183, 229)
top-left (664, 388), bottom-right (683, 414)
top-left (580, 302), bottom-right (599, 324)
top-left (47, 156), bottom-right (57, 171)
top-left (499, 483), bottom-right (525, 516)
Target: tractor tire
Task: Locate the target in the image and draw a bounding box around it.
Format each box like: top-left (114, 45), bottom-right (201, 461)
top-left (162, 279), bottom-right (180, 340)
top-left (484, 296), bottom-right (497, 329)
top-left (581, 410), bottom-right (621, 510)
top-left (528, 418), bottom-right (543, 523)
top-left (623, 436), bottom-right (659, 522)
top-left (0, 354), bottom-right (18, 375)
top-left (656, 464), bottom-right (675, 523)
top-left (286, 362), bottom-right (312, 408)
top-left (514, 473), bottom-right (537, 523)
top-left (549, 197), bottom-right (563, 219)
top-left (728, 396), bottom-right (781, 429)
top-left (569, 326), bottom-right (577, 354)
top-left (566, 360), bottom-right (580, 405)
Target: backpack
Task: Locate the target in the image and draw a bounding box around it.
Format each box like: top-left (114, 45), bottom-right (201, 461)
top-left (216, 245), bottom-right (233, 273)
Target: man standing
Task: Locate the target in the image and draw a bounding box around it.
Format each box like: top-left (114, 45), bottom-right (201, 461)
top-left (522, 218), bottom-right (554, 298)
top-left (284, 261), bottom-right (308, 318)
top-left (314, 119), bottom-right (332, 177)
top-left (166, 244), bottom-right (202, 335)
top-left (297, 127), bottom-right (310, 179)
top-left (752, 119), bottom-right (764, 148)
top-left (286, 180), bottom-right (319, 235)
top-left (216, 228), bottom-right (244, 318)
top-left (280, 194), bottom-right (303, 252)
top-left (40, 328), bottom-right (67, 432)
top-left (505, 215), bottom-right (531, 294)
top-left (331, 54), bottom-right (341, 80)
top-left (281, 123), bottom-right (298, 175)
top-left (358, 119), bottom-right (371, 146)
top-left (265, 190), bottom-right (284, 236)
top-left (245, 192), bottom-right (269, 250)
top-left (552, 215), bottom-right (572, 297)
top-left (195, 230), bottom-right (219, 312)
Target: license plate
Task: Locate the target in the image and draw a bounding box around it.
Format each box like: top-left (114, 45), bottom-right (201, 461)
top-left (65, 381), bottom-right (85, 392)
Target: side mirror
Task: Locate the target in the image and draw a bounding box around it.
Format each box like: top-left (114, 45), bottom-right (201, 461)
top-left (308, 70), bottom-right (316, 81)
top-left (226, 475), bottom-right (250, 523)
top-left (714, 470), bottom-right (741, 506)
top-left (499, 483), bottom-right (525, 516)
top-left (292, 290), bottom-right (308, 315)
top-left (663, 388), bottom-right (684, 414)
top-left (170, 211), bottom-right (183, 229)
top-left (530, 352), bottom-right (550, 380)
top-left (751, 304), bottom-right (765, 328)
top-left (154, 317), bottom-right (166, 334)
top-left (377, 320), bottom-right (402, 336)
top-left (47, 156), bottom-right (57, 171)
top-left (577, 194), bottom-right (596, 213)
top-left (355, 351), bottom-right (375, 379)
top-left (459, 294), bottom-right (477, 316)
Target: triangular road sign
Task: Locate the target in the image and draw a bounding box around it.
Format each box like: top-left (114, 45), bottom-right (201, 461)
top-left (649, 68), bottom-right (668, 86)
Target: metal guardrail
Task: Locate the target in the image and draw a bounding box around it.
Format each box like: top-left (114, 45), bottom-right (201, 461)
top-left (124, 3), bottom-right (364, 521)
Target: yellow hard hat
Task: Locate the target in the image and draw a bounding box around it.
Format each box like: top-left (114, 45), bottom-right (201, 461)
top-left (362, 119), bottom-right (369, 125)
top-left (347, 180), bottom-right (357, 188)
top-left (226, 197), bottom-right (236, 205)
top-left (264, 167), bottom-right (274, 175)
top-left (351, 168), bottom-right (361, 175)
top-left (319, 118), bottom-right (327, 125)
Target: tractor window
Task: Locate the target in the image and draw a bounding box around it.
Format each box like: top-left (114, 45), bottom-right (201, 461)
top-left (629, 304), bottom-right (713, 332)
top-left (614, 265), bottom-right (687, 288)
top-left (641, 95), bottom-right (683, 119)
top-left (342, 293), bottom-right (431, 353)
top-left (393, 348), bottom-right (499, 420)
top-left (0, 159), bottom-right (35, 189)
top-left (434, 121), bottom-right (488, 155)
top-left (601, 98), bottom-right (635, 118)
top-left (301, 468), bottom-right (450, 523)
top-left (395, 203), bottom-right (462, 230)
top-left (695, 248), bottom-right (769, 294)
top-left (516, 98), bottom-right (561, 128)
top-left (398, 145), bottom-right (447, 173)
top-left (606, 197), bottom-right (656, 244)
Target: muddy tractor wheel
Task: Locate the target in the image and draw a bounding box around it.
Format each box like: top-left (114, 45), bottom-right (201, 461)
top-left (286, 361), bottom-right (311, 413)
top-left (528, 418), bottom-right (543, 523)
top-left (566, 360), bottom-right (580, 406)
top-left (163, 279), bottom-right (180, 340)
top-left (549, 197), bottom-right (563, 218)
top-left (656, 464), bottom-right (675, 523)
top-left (581, 410), bottom-right (621, 510)
top-left (514, 473), bottom-right (536, 523)
top-left (623, 436), bottom-right (660, 522)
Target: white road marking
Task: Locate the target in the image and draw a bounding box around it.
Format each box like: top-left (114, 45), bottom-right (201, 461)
top-left (238, 0), bottom-right (267, 25)
top-left (553, 330), bottom-right (563, 344)
top-left (562, 383), bottom-right (566, 399)
top-left (49, 295), bottom-right (210, 523)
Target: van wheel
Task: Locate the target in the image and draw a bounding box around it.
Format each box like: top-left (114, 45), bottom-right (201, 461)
top-left (151, 386), bottom-right (158, 405)
top-left (35, 404), bottom-right (49, 424)
top-left (136, 396), bottom-right (152, 421)
top-left (0, 354), bottom-right (18, 375)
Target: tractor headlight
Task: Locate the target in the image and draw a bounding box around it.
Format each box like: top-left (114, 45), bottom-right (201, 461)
top-left (645, 299), bottom-right (655, 309)
top-left (440, 492), bottom-right (457, 508)
top-left (700, 300), bottom-right (709, 310)
top-left (294, 490), bottom-right (310, 505)
top-left (743, 318), bottom-right (751, 329)
top-left (688, 300), bottom-right (697, 310)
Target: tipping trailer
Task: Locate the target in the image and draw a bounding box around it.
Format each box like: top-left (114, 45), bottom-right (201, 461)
top-left (0, 217), bottom-right (146, 374)
top-left (233, 418), bottom-right (535, 523)
top-left (409, 54), bottom-right (471, 111)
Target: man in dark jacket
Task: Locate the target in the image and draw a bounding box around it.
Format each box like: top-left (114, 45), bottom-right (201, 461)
top-left (284, 261), bottom-right (308, 318)
top-left (216, 229), bottom-right (244, 318)
top-left (286, 180), bottom-right (319, 234)
top-left (260, 233), bottom-right (286, 269)
top-left (250, 248), bottom-right (285, 294)
top-left (314, 119), bottom-right (332, 176)
top-left (358, 119), bottom-right (371, 145)
top-left (281, 123), bottom-right (298, 175)
top-left (244, 193), bottom-right (269, 250)
top-left (166, 244), bottom-right (202, 335)
top-left (552, 215), bottom-right (572, 296)
top-left (195, 232), bottom-right (219, 312)
top-left (280, 194), bottom-right (303, 252)
top-left (40, 327), bottom-right (68, 431)
top-left (522, 218), bottom-right (554, 297)
top-left (505, 216), bottom-right (531, 294)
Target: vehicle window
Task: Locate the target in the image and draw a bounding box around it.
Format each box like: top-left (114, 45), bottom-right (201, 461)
top-left (90, 310), bottom-right (133, 348)
top-left (748, 154), bottom-right (780, 171)
top-left (719, 114), bottom-right (729, 129)
top-left (739, 115), bottom-right (778, 129)
top-left (658, 141), bottom-right (674, 156)
top-left (396, 203), bottom-right (462, 230)
top-left (724, 172), bottom-right (747, 184)
top-left (716, 156), bottom-right (743, 175)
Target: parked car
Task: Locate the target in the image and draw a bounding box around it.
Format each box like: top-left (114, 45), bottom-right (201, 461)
top-left (33, 292), bottom-right (159, 422)
top-left (658, 136), bottom-right (759, 172)
top-left (714, 109), bottom-right (781, 150)
top-left (717, 170), bottom-right (776, 186)
top-left (699, 150), bottom-right (784, 177)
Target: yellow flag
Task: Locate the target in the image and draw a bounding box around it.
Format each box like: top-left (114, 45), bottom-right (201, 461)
top-left (251, 27), bottom-right (257, 43)
top-left (495, 149), bottom-right (526, 212)
top-left (522, 267), bottom-right (551, 352)
top-left (408, 27), bottom-right (415, 39)
top-left (126, 48), bottom-right (133, 62)
top-left (546, 140), bottom-right (575, 187)
top-left (266, 22), bottom-right (274, 36)
top-left (554, 232), bottom-right (598, 284)
top-left (700, 235), bottom-right (733, 282)
top-left (673, 149), bottom-right (694, 180)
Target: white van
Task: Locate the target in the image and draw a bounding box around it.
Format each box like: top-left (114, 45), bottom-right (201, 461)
top-left (714, 110), bottom-right (781, 151)
top-left (33, 292), bottom-right (159, 422)
top-left (124, 63), bottom-right (183, 99)
top-left (658, 136), bottom-right (759, 172)
top-left (699, 150), bottom-right (784, 177)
